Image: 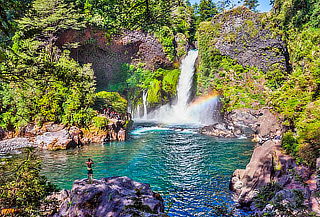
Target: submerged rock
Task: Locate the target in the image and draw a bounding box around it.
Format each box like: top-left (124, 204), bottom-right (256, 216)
top-left (50, 177), bottom-right (165, 217)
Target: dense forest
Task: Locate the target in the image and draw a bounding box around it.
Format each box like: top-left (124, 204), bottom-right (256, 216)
top-left (0, 0), bottom-right (320, 215)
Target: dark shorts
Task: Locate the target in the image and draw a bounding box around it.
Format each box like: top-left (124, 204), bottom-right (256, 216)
top-left (87, 169), bottom-right (93, 175)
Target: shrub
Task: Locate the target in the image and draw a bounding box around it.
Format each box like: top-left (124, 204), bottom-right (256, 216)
top-left (96, 91), bottom-right (128, 114)
top-left (0, 148), bottom-right (58, 216)
top-left (92, 116), bottom-right (109, 129)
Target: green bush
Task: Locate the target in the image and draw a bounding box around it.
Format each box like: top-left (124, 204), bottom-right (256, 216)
top-left (92, 116), bottom-right (109, 129)
top-left (96, 91), bottom-right (128, 114)
top-left (147, 79), bottom-right (162, 106)
top-left (253, 182), bottom-right (283, 209)
top-left (0, 148), bottom-right (58, 216)
top-left (282, 130), bottom-right (299, 157)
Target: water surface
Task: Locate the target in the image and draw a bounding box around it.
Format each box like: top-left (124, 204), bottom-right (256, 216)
top-left (40, 122), bottom-right (254, 216)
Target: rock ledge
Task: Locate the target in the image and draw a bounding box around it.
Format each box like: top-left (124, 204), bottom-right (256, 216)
top-left (49, 176), bottom-right (166, 217)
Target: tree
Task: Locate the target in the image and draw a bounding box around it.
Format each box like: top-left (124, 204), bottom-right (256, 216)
top-left (0, 0), bottom-right (96, 129)
top-left (199, 0), bottom-right (218, 22)
top-left (0, 0), bottom-right (32, 37)
top-left (243, 0), bottom-right (259, 11)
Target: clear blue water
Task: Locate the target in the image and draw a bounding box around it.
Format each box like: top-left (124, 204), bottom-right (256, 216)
top-left (40, 122), bottom-right (254, 216)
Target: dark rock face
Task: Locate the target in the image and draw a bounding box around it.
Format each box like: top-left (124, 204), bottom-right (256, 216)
top-left (211, 7), bottom-right (289, 72)
top-left (56, 28), bottom-right (171, 88)
top-left (50, 177), bottom-right (165, 217)
top-left (0, 127), bottom-right (5, 140)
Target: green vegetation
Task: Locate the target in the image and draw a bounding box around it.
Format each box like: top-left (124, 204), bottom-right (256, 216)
top-left (196, 20), bottom-right (267, 110)
top-left (96, 91), bottom-right (128, 114)
top-left (0, 148), bottom-right (58, 216)
top-left (253, 183), bottom-right (309, 216)
top-left (91, 116), bottom-right (109, 129)
top-left (125, 65), bottom-right (180, 107)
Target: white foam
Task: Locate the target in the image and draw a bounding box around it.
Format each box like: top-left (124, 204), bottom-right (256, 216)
top-left (131, 127), bottom-right (171, 135)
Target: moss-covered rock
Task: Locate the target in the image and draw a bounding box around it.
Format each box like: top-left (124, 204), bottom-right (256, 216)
top-left (203, 6), bottom-right (289, 73)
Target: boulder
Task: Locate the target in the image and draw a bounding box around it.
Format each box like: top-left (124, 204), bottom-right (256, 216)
top-left (230, 140), bottom-right (281, 205)
top-left (35, 129), bottom-right (77, 151)
top-left (68, 126), bottom-right (83, 145)
top-left (50, 177), bottom-right (165, 217)
top-left (201, 108), bottom-right (282, 139)
top-left (0, 137), bottom-right (35, 155)
top-left (200, 123), bottom-right (235, 138)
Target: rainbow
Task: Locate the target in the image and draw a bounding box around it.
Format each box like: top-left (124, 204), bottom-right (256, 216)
top-left (189, 92), bottom-right (220, 108)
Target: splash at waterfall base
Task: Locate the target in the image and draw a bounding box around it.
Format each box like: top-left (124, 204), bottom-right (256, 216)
top-left (133, 50), bottom-right (221, 125)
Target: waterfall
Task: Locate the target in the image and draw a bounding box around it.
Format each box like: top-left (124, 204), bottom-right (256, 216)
top-left (138, 50), bottom-right (219, 125)
top-left (142, 90), bottom-right (148, 119)
top-left (136, 104), bottom-right (141, 119)
top-left (175, 50), bottom-right (198, 111)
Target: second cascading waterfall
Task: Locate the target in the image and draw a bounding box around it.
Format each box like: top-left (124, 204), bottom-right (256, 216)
top-left (139, 50), bottom-right (219, 125)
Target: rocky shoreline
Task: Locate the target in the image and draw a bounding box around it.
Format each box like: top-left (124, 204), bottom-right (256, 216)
top-left (201, 107), bottom-right (320, 215)
top-left (0, 118), bottom-right (131, 154)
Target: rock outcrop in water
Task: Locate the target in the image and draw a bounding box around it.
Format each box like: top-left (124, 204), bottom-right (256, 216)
top-left (200, 108), bottom-right (282, 139)
top-left (48, 177), bottom-right (165, 217)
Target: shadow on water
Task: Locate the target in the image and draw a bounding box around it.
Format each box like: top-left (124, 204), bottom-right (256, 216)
top-left (39, 122), bottom-right (254, 216)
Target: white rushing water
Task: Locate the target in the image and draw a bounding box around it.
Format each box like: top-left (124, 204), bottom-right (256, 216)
top-left (142, 90), bottom-right (148, 120)
top-left (134, 50), bottom-right (219, 125)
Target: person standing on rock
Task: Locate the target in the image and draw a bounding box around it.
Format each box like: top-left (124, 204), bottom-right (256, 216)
top-left (86, 158), bottom-right (94, 183)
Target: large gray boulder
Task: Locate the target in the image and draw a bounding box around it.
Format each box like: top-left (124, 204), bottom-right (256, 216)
top-left (201, 108), bottom-right (282, 139)
top-left (51, 177), bottom-right (165, 217)
top-left (35, 129), bottom-right (77, 151)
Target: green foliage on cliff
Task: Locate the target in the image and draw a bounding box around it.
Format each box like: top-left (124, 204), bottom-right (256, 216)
top-left (154, 2), bottom-right (195, 61)
top-left (96, 91), bottom-right (128, 114)
top-left (271, 0), bottom-right (320, 167)
top-left (91, 116), bottom-right (109, 129)
top-left (196, 20), bottom-right (267, 110)
top-left (0, 148), bottom-right (58, 216)
top-left (125, 64), bottom-right (180, 107)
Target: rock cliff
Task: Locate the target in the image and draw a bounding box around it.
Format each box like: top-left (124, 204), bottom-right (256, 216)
top-left (48, 176), bottom-right (165, 217)
top-left (210, 7), bottom-right (290, 73)
top-left (56, 28), bottom-right (171, 88)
